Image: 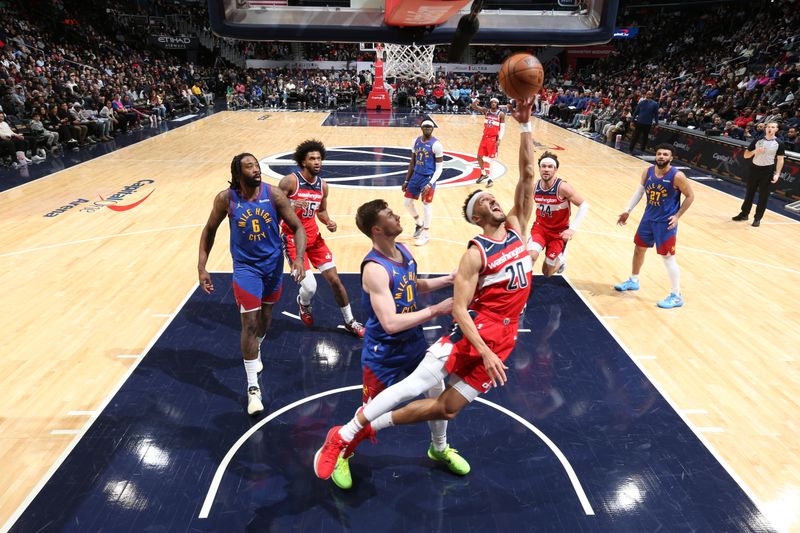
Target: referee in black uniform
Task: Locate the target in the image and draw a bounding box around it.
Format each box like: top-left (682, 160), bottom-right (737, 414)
top-left (732, 121), bottom-right (785, 227)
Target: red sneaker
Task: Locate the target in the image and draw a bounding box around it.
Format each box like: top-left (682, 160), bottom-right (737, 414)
top-left (344, 320), bottom-right (365, 338)
top-left (313, 426), bottom-right (349, 479)
top-left (297, 296), bottom-right (313, 327)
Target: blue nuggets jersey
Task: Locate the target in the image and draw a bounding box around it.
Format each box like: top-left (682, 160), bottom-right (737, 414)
top-left (228, 183), bottom-right (283, 272)
top-left (413, 136), bottom-right (438, 177)
top-left (360, 244), bottom-right (426, 366)
top-left (642, 166), bottom-right (681, 222)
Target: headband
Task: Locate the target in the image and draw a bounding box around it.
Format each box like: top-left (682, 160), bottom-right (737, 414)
top-left (539, 157), bottom-right (558, 168)
top-left (490, 98), bottom-right (499, 104)
top-left (465, 192), bottom-right (487, 225)
top-left (421, 120), bottom-right (435, 128)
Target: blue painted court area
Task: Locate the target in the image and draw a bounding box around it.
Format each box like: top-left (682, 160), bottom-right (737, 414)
top-left (9, 275), bottom-right (773, 532)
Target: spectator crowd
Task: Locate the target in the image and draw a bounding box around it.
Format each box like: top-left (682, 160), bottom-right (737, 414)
top-left (3, 0), bottom-right (798, 169)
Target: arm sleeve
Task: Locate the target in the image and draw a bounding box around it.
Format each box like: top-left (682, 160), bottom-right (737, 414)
top-left (428, 161), bottom-right (444, 185)
top-left (570, 202), bottom-right (589, 230)
top-left (432, 140), bottom-right (443, 157)
top-left (498, 123), bottom-right (505, 141)
top-left (626, 184), bottom-right (646, 213)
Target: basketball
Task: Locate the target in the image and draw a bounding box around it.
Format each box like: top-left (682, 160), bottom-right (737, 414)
top-left (498, 53), bottom-right (544, 101)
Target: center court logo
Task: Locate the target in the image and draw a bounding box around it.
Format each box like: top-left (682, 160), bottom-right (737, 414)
top-left (44, 180), bottom-right (156, 217)
top-left (259, 146), bottom-right (506, 189)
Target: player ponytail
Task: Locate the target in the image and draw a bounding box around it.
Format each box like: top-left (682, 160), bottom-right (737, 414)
top-left (229, 152), bottom-right (256, 191)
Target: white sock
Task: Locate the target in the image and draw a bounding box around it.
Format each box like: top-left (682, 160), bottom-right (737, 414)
top-left (404, 197), bottom-right (419, 220)
top-left (340, 304), bottom-right (354, 324)
top-left (425, 380), bottom-right (447, 452)
top-left (371, 412), bottom-right (395, 432)
top-left (257, 334), bottom-right (265, 362)
top-left (631, 274), bottom-right (640, 283)
top-left (243, 359), bottom-right (260, 388)
top-left (339, 416), bottom-right (363, 442)
top-left (298, 270), bottom-right (316, 306)
top-left (662, 254), bottom-right (681, 294)
top-left (423, 202), bottom-right (433, 230)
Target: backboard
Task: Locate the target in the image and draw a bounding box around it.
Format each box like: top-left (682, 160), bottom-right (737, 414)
top-left (207, 0), bottom-right (619, 47)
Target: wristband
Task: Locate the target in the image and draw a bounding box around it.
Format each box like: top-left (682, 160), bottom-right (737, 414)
top-left (519, 122), bottom-right (532, 133)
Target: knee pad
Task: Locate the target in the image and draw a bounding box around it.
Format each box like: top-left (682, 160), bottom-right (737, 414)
top-left (299, 270), bottom-right (317, 302)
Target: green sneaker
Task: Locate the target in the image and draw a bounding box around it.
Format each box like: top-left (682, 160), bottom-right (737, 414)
top-left (331, 455), bottom-right (352, 490)
top-left (427, 444), bottom-right (471, 475)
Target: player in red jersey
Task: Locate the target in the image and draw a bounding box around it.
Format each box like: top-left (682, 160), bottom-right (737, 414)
top-left (470, 97), bottom-right (506, 188)
top-left (313, 97), bottom-right (537, 481)
top-left (279, 139), bottom-right (365, 337)
top-left (527, 151), bottom-right (589, 276)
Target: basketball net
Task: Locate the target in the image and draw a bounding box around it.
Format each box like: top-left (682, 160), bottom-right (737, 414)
top-left (380, 43), bottom-right (435, 81)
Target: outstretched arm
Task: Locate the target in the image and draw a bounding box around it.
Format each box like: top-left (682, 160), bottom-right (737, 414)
top-left (470, 99), bottom-right (487, 113)
top-left (363, 262), bottom-right (452, 334)
top-left (505, 97), bottom-right (536, 235)
top-left (417, 270), bottom-right (455, 293)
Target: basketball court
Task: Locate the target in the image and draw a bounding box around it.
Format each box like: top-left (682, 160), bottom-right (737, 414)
top-left (1, 109), bottom-right (798, 531)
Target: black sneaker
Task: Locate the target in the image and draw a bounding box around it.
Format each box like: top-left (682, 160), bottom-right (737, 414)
top-left (412, 224), bottom-right (424, 238)
top-left (476, 174), bottom-right (489, 184)
top-left (752, 219), bottom-right (761, 227)
top-left (732, 213), bottom-right (748, 221)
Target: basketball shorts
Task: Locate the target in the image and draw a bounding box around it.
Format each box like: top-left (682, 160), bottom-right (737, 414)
top-left (442, 310), bottom-right (520, 394)
top-left (232, 259), bottom-right (283, 313)
top-left (528, 223), bottom-right (567, 265)
top-left (634, 220), bottom-right (677, 255)
top-left (477, 135), bottom-right (499, 159)
top-left (405, 172), bottom-right (436, 202)
top-left (361, 334), bottom-right (429, 403)
top-left (283, 232), bottom-right (335, 272)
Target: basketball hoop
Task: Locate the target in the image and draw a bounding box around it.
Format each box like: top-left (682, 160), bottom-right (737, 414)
top-left (381, 43), bottom-right (436, 81)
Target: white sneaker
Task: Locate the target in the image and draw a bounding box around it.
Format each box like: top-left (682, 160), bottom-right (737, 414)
top-left (247, 386), bottom-right (263, 415)
top-left (556, 260), bottom-right (567, 275)
top-left (415, 232), bottom-right (430, 246)
top-left (31, 155), bottom-right (45, 163)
